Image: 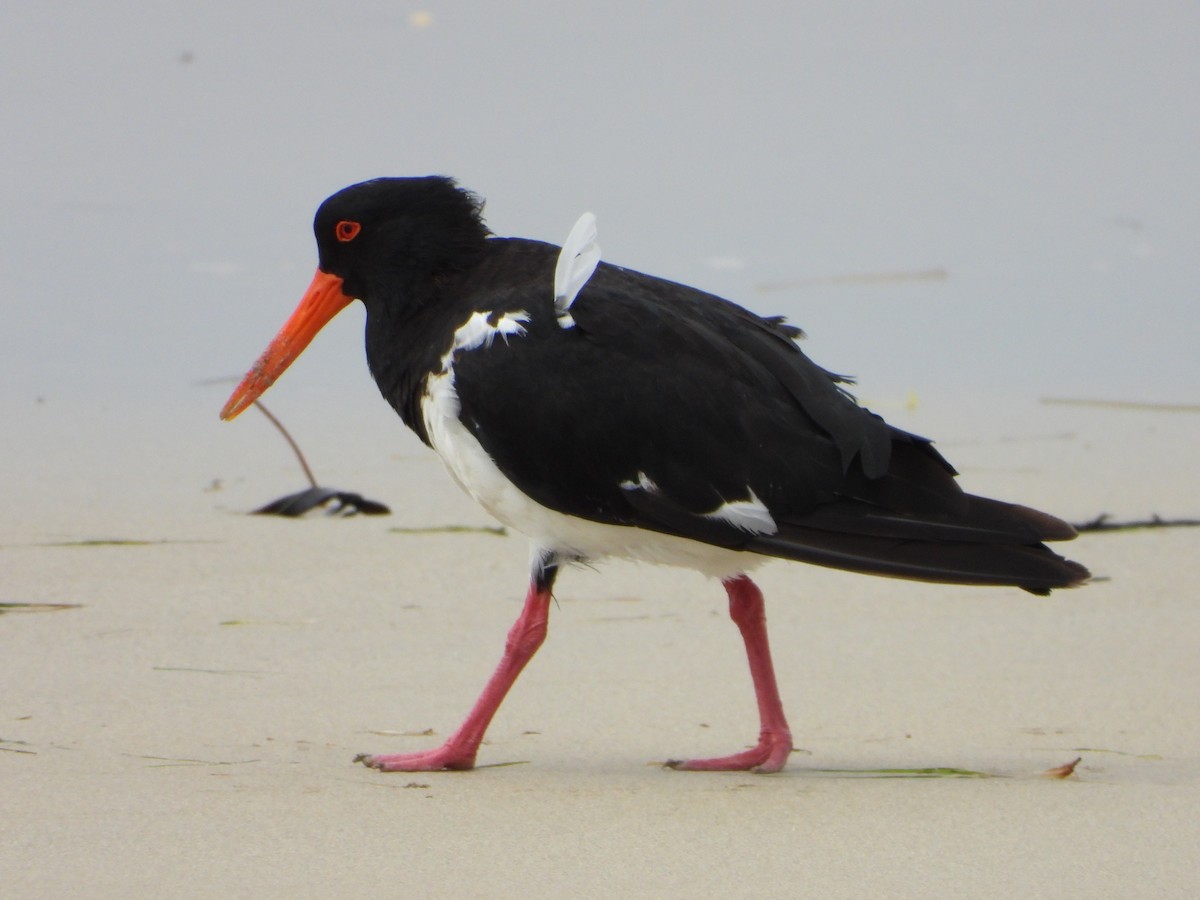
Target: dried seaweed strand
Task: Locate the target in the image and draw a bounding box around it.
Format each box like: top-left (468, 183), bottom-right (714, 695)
top-left (252, 399), bottom-right (318, 488)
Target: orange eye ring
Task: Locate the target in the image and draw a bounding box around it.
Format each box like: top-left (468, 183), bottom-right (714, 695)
top-left (335, 220), bottom-right (362, 242)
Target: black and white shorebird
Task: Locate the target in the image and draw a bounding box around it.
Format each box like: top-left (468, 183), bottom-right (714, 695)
top-left (221, 176), bottom-right (1089, 773)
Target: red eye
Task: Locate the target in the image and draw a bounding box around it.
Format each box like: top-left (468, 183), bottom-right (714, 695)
top-left (335, 220), bottom-right (361, 242)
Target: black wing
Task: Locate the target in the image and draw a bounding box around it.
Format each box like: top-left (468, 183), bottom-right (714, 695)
top-left (451, 245), bottom-right (1088, 594)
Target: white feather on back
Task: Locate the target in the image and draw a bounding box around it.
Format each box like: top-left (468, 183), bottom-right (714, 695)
top-left (553, 212), bottom-right (600, 329)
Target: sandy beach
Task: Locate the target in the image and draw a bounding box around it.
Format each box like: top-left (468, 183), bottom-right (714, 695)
top-left (3, 393), bottom-right (1197, 898)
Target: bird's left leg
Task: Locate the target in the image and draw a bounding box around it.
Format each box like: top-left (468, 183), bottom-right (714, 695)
top-left (356, 556), bottom-right (558, 772)
top-left (666, 574), bottom-right (794, 773)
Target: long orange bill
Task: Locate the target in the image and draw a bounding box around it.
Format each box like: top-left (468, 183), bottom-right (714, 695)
top-left (220, 268), bottom-right (354, 421)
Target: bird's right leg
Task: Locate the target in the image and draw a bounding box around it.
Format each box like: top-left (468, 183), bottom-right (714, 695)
top-left (666, 574), bottom-right (794, 773)
top-left (356, 558), bottom-right (558, 772)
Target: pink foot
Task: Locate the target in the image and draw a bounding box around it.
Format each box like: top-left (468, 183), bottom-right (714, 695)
top-left (666, 575), bottom-right (795, 774)
top-left (354, 744), bottom-right (478, 772)
top-left (356, 572), bottom-right (554, 774)
top-left (664, 729), bottom-right (793, 773)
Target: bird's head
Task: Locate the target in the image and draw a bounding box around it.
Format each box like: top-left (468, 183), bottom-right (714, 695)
top-left (220, 176), bottom-right (488, 421)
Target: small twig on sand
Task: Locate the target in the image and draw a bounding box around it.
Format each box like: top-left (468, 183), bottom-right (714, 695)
top-left (253, 399), bottom-right (317, 488)
top-left (241, 399), bottom-right (389, 517)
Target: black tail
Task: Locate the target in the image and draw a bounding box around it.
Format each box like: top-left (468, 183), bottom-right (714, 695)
top-left (748, 494), bottom-right (1090, 595)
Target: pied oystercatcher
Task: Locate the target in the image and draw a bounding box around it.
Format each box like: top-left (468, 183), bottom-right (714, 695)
top-left (221, 177), bottom-right (1089, 773)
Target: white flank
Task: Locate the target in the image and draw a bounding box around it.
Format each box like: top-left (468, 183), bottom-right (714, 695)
top-left (420, 390), bottom-right (759, 579)
top-left (704, 488), bottom-right (778, 535)
top-left (422, 309), bottom-right (768, 577)
top-left (553, 211), bottom-right (600, 329)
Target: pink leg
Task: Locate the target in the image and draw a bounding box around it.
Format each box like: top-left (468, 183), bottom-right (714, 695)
top-left (356, 573), bottom-right (554, 772)
top-left (667, 574), bottom-right (794, 773)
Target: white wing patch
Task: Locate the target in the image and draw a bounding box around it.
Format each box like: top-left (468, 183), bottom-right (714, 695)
top-left (703, 489), bottom-right (778, 535)
top-left (553, 211), bottom-right (600, 329)
top-left (621, 475), bottom-right (778, 536)
top-left (619, 471), bottom-right (659, 494)
top-left (437, 309), bottom-right (530, 373)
